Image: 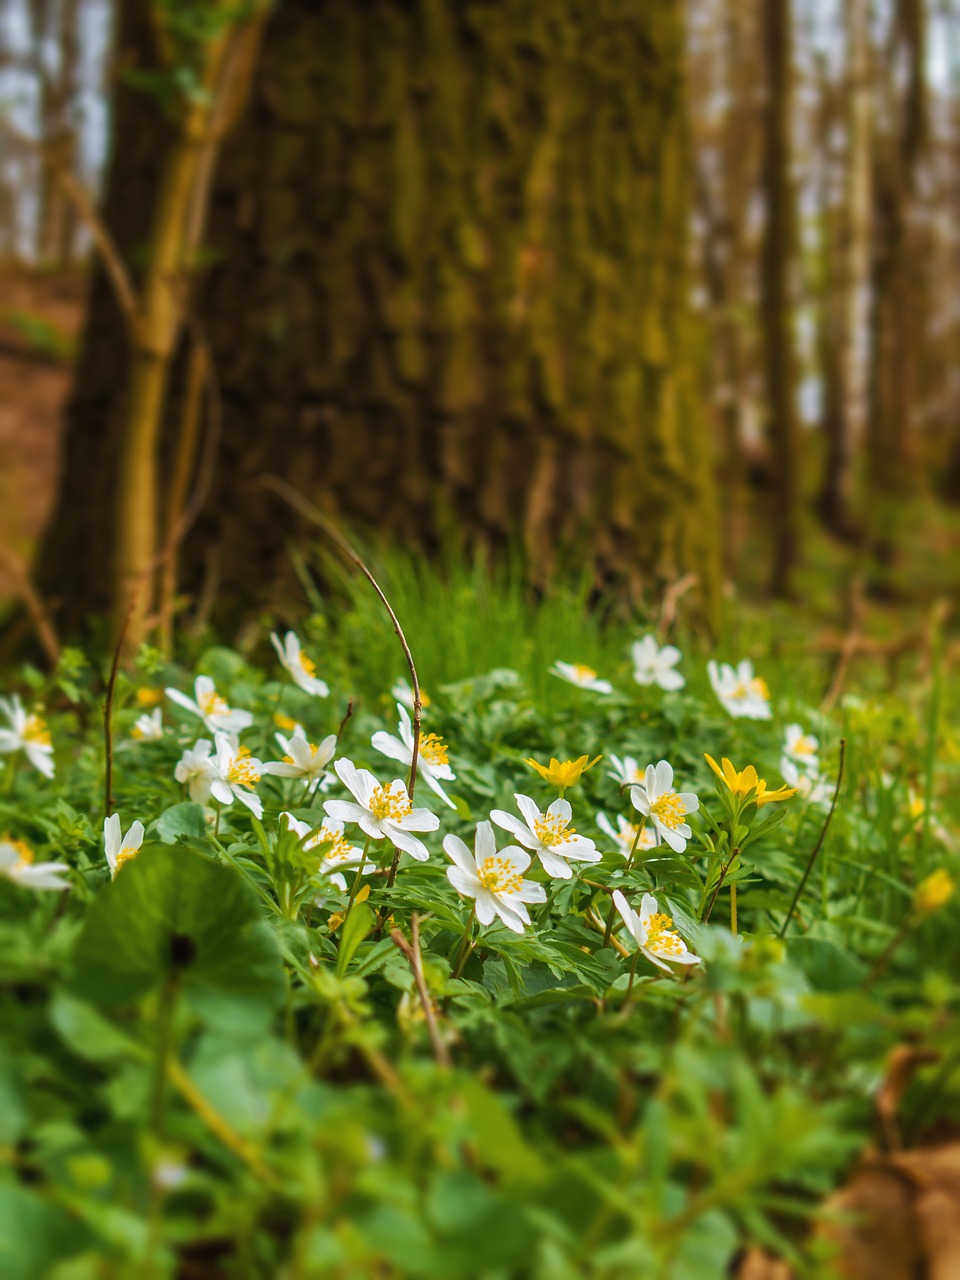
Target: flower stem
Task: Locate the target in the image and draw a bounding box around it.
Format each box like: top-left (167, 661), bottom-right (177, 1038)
top-left (452, 906), bottom-right (476, 979)
top-left (729, 883), bottom-right (738, 934)
top-left (342, 835), bottom-right (372, 929)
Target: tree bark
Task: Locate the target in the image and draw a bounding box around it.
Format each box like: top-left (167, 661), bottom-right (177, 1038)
top-left (40, 0), bottom-right (720, 635)
top-left (818, 0), bottom-right (871, 539)
top-left (866, 0), bottom-right (926, 581)
top-left (760, 0), bottom-right (799, 596)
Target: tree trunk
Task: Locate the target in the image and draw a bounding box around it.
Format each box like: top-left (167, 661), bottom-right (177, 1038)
top-left (40, 0), bottom-right (720, 635)
top-left (818, 0), bottom-right (871, 539)
top-left (866, 0), bottom-right (926, 582)
top-left (760, 0), bottom-right (799, 596)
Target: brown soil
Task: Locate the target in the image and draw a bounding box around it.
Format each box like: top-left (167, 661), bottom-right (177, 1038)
top-left (0, 267), bottom-right (82, 603)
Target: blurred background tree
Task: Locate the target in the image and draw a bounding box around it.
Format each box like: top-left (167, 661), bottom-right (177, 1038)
top-left (32, 0), bottom-right (721, 641)
top-left (1, 0), bottom-right (959, 648)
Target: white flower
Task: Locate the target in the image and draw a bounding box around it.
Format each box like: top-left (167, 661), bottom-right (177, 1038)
top-left (631, 635), bottom-right (685, 691)
top-left (103, 813), bottom-right (145, 877)
top-left (549, 661), bottom-right (614, 695)
top-left (0, 835), bottom-right (70, 890)
top-left (780, 758), bottom-right (833, 809)
top-left (444, 821), bottom-right (546, 934)
top-left (263, 726), bottom-right (337, 793)
top-left (371, 703), bottom-right (456, 809)
top-left (783, 723), bottom-right (819, 775)
top-left (174, 739), bottom-right (218, 804)
top-left (607, 754), bottom-right (647, 787)
top-left (131, 709), bottom-right (163, 741)
top-left (282, 812), bottom-right (368, 891)
top-left (613, 890), bottom-right (701, 972)
top-left (629, 761), bottom-right (699, 853)
top-left (165, 676), bottom-right (253, 736)
top-left (391, 678), bottom-right (430, 711)
top-left (707, 660), bottom-right (772, 720)
top-left (209, 734), bottom-right (264, 818)
top-left (596, 811), bottom-right (656, 859)
top-left (323, 758), bottom-right (439, 862)
top-left (271, 631), bottom-right (329, 698)
top-left (490, 794), bottom-right (601, 880)
top-left (0, 695), bottom-right (54, 778)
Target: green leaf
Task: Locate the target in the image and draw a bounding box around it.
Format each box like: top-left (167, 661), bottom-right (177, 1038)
top-left (68, 845), bottom-right (285, 1032)
top-left (154, 802), bottom-right (207, 844)
top-left (50, 992), bottom-right (147, 1063)
top-left (335, 902), bottom-right (375, 976)
top-left (0, 1185), bottom-right (89, 1279)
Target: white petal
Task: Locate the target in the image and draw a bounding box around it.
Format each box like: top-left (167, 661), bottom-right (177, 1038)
top-left (371, 731), bottom-right (410, 765)
top-left (515, 793), bottom-right (542, 829)
top-left (384, 825), bottom-right (430, 861)
top-left (490, 810), bottom-right (538, 849)
top-left (474, 820), bottom-right (497, 862)
top-left (447, 865), bottom-right (480, 897)
top-left (475, 890), bottom-right (497, 926)
top-left (443, 833), bottom-right (477, 876)
top-left (537, 848), bottom-right (573, 879)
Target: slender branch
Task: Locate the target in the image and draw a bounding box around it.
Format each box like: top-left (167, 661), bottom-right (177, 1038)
top-left (390, 916), bottom-right (451, 1069)
top-left (777, 738), bottom-right (846, 939)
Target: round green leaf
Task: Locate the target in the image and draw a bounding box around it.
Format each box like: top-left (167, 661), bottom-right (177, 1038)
top-left (69, 845), bottom-right (284, 1031)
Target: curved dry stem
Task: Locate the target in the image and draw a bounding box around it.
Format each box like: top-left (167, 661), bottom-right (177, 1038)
top-left (254, 476), bottom-right (424, 852)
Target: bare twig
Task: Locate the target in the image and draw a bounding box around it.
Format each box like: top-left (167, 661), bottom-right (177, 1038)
top-left (0, 121), bottom-right (140, 326)
top-left (0, 547), bottom-right (60, 665)
top-left (390, 916), bottom-right (452, 1069)
top-left (777, 739), bottom-right (847, 939)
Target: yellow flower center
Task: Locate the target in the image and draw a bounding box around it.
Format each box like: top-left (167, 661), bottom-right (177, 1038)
top-left (572, 664), bottom-right (597, 682)
top-left (318, 826), bottom-right (353, 863)
top-left (533, 811), bottom-right (576, 846)
top-left (226, 750), bottom-right (261, 789)
top-left (909, 794), bottom-right (925, 820)
top-left (643, 910), bottom-right (686, 957)
top-left (274, 711), bottom-right (298, 731)
top-left (199, 690), bottom-right (230, 717)
top-left (478, 855), bottom-right (523, 896)
top-left (299, 650), bottom-right (317, 676)
top-left (3, 835), bottom-right (33, 865)
top-left (115, 847), bottom-right (139, 871)
top-left (136, 688), bottom-right (164, 707)
top-left (418, 732), bottom-right (449, 767)
top-left (369, 785), bottom-right (412, 823)
top-left (793, 736), bottom-right (816, 756)
top-left (22, 714), bottom-right (51, 747)
top-left (750, 677), bottom-right (770, 700)
top-left (132, 725), bottom-right (145, 740)
top-left (650, 792), bottom-right (688, 830)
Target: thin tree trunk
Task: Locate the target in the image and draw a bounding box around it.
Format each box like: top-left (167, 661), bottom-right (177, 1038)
top-left (760, 0), bottom-right (799, 595)
top-left (819, 0), bottom-right (871, 538)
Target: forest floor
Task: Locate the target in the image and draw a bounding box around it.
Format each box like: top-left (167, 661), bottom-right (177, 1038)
top-left (0, 267), bottom-right (81, 597)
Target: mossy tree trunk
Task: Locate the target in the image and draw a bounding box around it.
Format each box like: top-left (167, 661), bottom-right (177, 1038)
top-left (41, 0), bottom-right (720, 634)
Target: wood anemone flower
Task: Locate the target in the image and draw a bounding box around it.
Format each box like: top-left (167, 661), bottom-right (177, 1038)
top-left (704, 754), bottom-right (796, 806)
top-left (524, 754), bottom-right (602, 790)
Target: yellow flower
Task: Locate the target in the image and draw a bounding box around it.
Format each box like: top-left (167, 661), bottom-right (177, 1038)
top-left (525, 754), bottom-right (602, 790)
top-left (136, 688), bottom-right (164, 708)
top-left (908, 789), bottom-right (925, 822)
top-left (914, 869), bottom-right (955, 915)
top-left (274, 711), bottom-right (299, 732)
top-left (705, 754), bottom-right (796, 806)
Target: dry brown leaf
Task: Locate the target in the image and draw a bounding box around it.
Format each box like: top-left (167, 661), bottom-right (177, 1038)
top-left (735, 1143), bottom-right (960, 1279)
